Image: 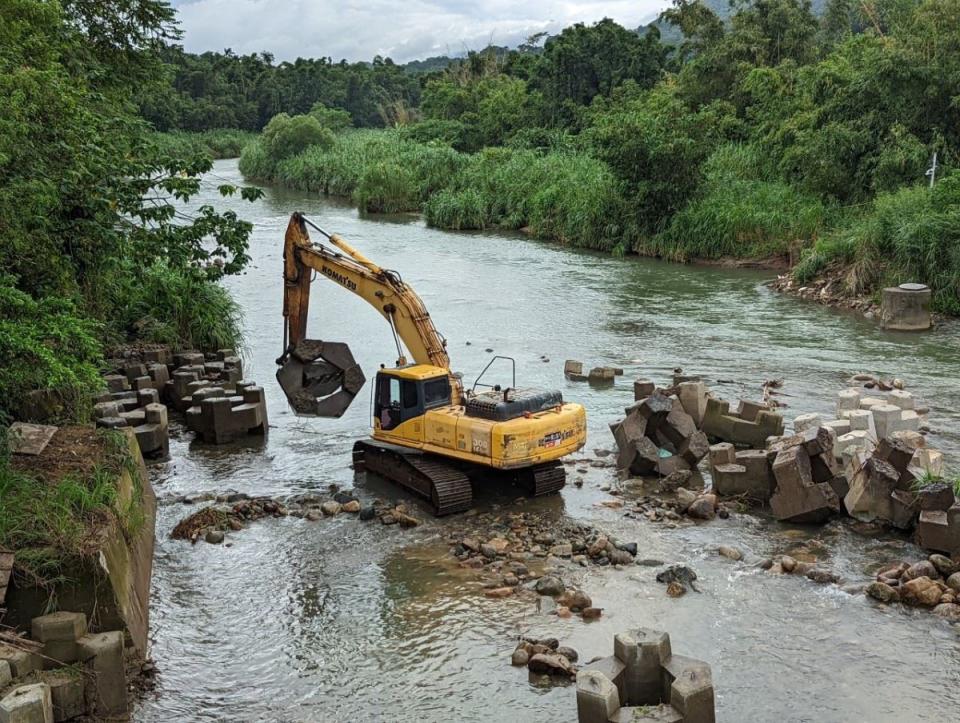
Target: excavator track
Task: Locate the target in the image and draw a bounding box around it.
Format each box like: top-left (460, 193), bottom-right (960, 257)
top-left (517, 461), bottom-right (567, 497)
top-left (352, 440), bottom-right (473, 516)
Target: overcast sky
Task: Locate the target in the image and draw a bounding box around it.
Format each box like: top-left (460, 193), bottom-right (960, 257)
top-left (170, 1), bottom-right (674, 64)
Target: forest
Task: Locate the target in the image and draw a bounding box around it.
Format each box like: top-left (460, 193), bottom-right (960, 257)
top-left (151, 0), bottom-right (960, 315)
top-left (3, 0), bottom-right (960, 426)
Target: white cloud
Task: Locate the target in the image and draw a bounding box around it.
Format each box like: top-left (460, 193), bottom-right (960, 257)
top-left (171, 0), bottom-right (673, 63)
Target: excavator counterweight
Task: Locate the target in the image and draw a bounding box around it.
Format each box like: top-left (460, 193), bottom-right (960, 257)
top-left (276, 213), bottom-right (587, 515)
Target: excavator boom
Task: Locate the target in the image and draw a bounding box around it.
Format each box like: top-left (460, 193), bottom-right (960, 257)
top-left (277, 212), bottom-right (456, 416)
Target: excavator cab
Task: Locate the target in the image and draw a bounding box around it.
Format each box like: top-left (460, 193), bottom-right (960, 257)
top-left (373, 366), bottom-right (452, 433)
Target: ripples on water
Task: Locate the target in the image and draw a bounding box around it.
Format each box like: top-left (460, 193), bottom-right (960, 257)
top-left (135, 160), bottom-right (960, 722)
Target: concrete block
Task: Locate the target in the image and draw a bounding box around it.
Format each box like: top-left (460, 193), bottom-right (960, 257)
top-left (618, 628), bottom-right (671, 706)
top-left (917, 483), bottom-right (956, 512)
top-left (634, 378), bottom-right (656, 400)
top-left (874, 437), bottom-right (915, 476)
top-left (677, 431), bottom-right (710, 467)
top-left (872, 404), bottom-right (904, 440)
top-left (891, 430), bottom-right (926, 450)
top-left (708, 443), bottom-right (736, 468)
top-left (900, 409), bottom-right (920, 433)
top-left (793, 413), bottom-right (822, 434)
top-left (46, 673), bottom-right (84, 723)
top-left (880, 283), bottom-right (932, 331)
top-left (78, 632), bottom-right (127, 719)
top-left (890, 489), bottom-right (920, 530)
top-left (842, 409), bottom-right (877, 440)
top-left (186, 384), bottom-right (268, 444)
top-left (915, 509), bottom-right (960, 555)
top-left (844, 457), bottom-right (899, 524)
top-left (588, 367), bottom-right (616, 386)
top-left (770, 446), bottom-right (840, 523)
top-left (836, 388), bottom-right (861, 416)
top-left (0, 646), bottom-right (41, 679)
top-left (887, 390), bottom-right (914, 410)
top-left (702, 398), bottom-right (784, 448)
top-left (102, 375), bottom-right (129, 394)
top-left (859, 397), bottom-right (886, 411)
top-left (662, 654), bottom-right (716, 723)
top-left (836, 430), bottom-right (873, 460)
top-left (823, 419), bottom-right (851, 440)
top-left (0, 684), bottom-right (52, 723)
top-left (678, 381), bottom-right (707, 427)
top-left (582, 655), bottom-right (627, 705)
top-left (576, 670), bottom-right (620, 723)
top-left (0, 661), bottom-right (10, 688)
top-left (31, 612), bottom-right (87, 643)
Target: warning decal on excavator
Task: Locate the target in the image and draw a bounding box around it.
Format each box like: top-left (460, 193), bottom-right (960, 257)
top-left (321, 264), bottom-right (358, 291)
top-left (537, 429), bottom-right (575, 449)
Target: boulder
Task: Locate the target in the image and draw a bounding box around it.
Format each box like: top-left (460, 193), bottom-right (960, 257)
top-left (686, 494), bottom-right (716, 520)
top-left (900, 576), bottom-right (941, 607)
top-left (929, 554), bottom-right (958, 578)
top-left (535, 576), bottom-right (565, 597)
top-left (528, 653), bottom-right (574, 676)
top-left (866, 581), bottom-right (899, 603)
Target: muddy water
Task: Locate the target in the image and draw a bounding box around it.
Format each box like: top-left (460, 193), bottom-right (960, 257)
top-left (136, 159), bottom-right (960, 722)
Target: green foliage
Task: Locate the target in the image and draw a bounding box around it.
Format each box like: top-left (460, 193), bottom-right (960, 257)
top-left (584, 84), bottom-right (737, 231)
top-left (150, 129), bottom-right (258, 159)
top-left (262, 112), bottom-right (335, 163)
top-left (138, 46), bottom-right (421, 131)
top-left (795, 173), bottom-right (960, 313)
top-left (0, 428), bottom-right (140, 584)
top-left (0, 279), bottom-right (103, 423)
top-left (654, 156), bottom-right (829, 259)
top-left (309, 103), bottom-right (353, 131)
top-left (0, 0), bottom-right (259, 420)
top-left (113, 262), bottom-right (244, 351)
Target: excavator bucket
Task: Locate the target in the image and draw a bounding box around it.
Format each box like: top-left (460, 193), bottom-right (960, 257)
top-left (276, 339), bottom-right (366, 417)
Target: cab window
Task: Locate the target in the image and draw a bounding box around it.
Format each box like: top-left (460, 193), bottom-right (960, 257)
top-left (423, 377), bottom-right (451, 408)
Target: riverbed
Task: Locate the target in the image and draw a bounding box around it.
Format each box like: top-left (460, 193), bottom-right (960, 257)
top-left (134, 159), bottom-right (960, 722)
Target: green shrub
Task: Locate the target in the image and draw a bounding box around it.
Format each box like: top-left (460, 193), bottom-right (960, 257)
top-left (794, 174), bottom-right (960, 313)
top-left (651, 143), bottom-right (829, 260)
top-left (0, 279), bottom-right (103, 423)
top-left (150, 129), bottom-right (257, 160)
top-left (263, 113), bottom-right (335, 162)
top-left (309, 103), bottom-right (353, 131)
top-left (114, 263), bottom-right (243, 351)
top-left (424, 188), bottom-right (491, 229)
top-left (353, 162), bottom-right (419, 213)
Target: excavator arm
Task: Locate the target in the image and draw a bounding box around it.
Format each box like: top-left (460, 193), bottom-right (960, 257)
top-left (277, 212), bottom-right (456, 416)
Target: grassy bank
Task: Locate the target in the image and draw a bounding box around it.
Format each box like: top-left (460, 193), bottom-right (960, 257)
top-left (239, 124), bottom-right (959, 314)
top-left (150, 129), bottom-right (258, 160)
top-left (0, 427), bottom-right (143, 584)
top-left (240, 128), bottom-right (625, 250)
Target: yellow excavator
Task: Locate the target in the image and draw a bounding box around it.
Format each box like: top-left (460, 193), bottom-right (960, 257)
top-left (275, 212), bottom-right (586, 515)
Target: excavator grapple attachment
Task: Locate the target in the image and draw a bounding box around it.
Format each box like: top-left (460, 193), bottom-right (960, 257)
top-left (276, 339), bottom-right (365, 417)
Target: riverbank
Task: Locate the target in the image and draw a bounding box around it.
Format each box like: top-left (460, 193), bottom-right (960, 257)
top-left (227, 126), bottom-right (958, 318)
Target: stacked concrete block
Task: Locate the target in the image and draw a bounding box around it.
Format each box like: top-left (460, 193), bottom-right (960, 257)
top-left (836, 388), bottom-right (861, 417)
top-left (610, 390), bottom-right (709, 478)
top-left (77, 632), bottom-right (127, 719)
top-left (578, 628), bottom-right (714, 723)
top-left (708, 444), bottom-right (775, 502)
top-left (46, 672), bottom-right (84, 723)
top-left (31, 612), bottom-right (87, 669)
top-left (93, 388), bottom-right (169, 459)
top-left (915, 504), bottom-right (960, 556)
top-left (121, 361), bottom-right (169, 394)
top-left (701, 398), bottom-right (784, 448)
top-left (792, 413), bottom-right (822, 434)
top-left (185, 382), bottom-right (268, 444)
top-left (767, 427), bottom-right (842, 523)
top-left (565, 360), bottom-right (588, 383)
top-left (677, 382), bottom-right (708, 427)
top-left (842, 437), bottom-right (941, 530)
top-left (0, 645), bottom-right (41, 679)
top-left (0, 683), bottom-right (53, 723)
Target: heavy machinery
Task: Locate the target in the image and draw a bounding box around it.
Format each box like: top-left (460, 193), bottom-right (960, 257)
top-left (275, 212), bottom-right (586, 515)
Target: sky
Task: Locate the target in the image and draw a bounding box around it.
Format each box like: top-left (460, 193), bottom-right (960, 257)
top-left (170, 0), bottom-right (674, 64)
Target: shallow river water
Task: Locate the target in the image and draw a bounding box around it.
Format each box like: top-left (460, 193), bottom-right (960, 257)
top-left (135, 159), bottom-right (960, 722)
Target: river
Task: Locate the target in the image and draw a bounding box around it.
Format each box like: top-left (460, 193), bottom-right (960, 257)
top-left (134, 159), bottom-right (960, 722)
